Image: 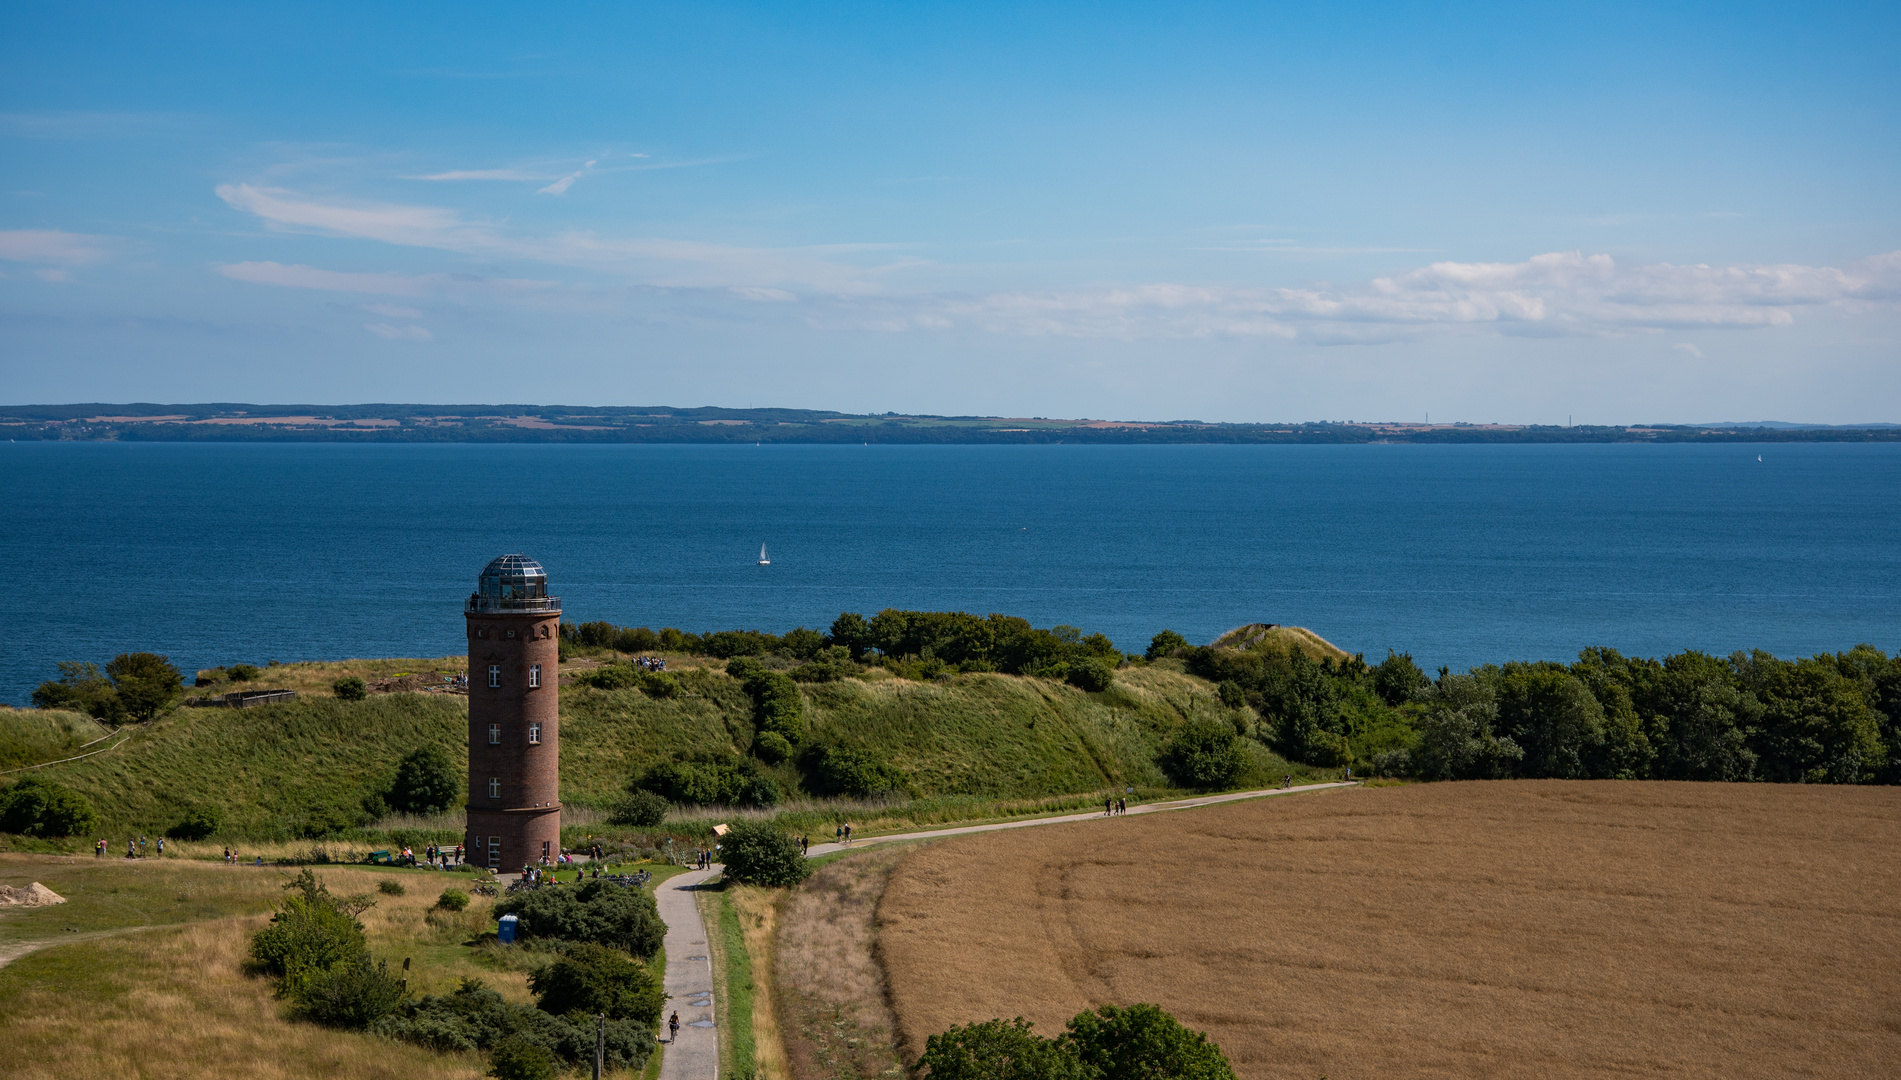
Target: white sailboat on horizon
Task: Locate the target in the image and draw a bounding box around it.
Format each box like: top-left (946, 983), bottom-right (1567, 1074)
top-left (758, 543), bottom-right (770, 566)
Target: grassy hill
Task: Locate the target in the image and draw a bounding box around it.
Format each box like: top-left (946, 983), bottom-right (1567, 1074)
top-left (1, 651), bottom-right (1315, 846)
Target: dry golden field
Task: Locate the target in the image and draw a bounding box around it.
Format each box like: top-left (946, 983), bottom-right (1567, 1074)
top-left (877, 781), bottom-right (1901, 1080)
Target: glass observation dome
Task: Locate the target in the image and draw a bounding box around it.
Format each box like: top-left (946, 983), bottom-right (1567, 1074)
top-left (467, 554), bottom-right (561, 613)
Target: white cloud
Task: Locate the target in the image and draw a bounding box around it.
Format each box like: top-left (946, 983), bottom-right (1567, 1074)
top-left (364, 323), bottom-right (433, 341)
top-left (364, 303), bottom-right (424, 318)
top-left (404, 169), bottom-right (547, 181)
top-left (34, 268), bottom-right (73, 282)
top-left (538, 160), bottom-right (597, 196)
top-left (215, 183), bottom-right (881, 291)
top-left (1674, 343), bottom-right (1705, 358)
top-left (828, 250), bottom-right (1901, 342)
top-left (220, 261), bottom-right (430, 295)
top-left (0, 228), bottom-right (114, 265)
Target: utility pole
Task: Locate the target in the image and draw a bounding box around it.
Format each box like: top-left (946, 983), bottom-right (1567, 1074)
top-left (594, 1012), bottom-right (605, 1079)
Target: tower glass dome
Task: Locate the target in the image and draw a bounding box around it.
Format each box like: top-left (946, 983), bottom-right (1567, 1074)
top-left (468, 554), bottom-right (561, 613)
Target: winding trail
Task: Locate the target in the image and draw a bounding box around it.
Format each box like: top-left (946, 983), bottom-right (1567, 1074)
top-left (650, 780), bottom-right (1356, 1080)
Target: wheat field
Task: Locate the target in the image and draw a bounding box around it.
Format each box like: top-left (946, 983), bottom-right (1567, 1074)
top-left (877, 781), bottom-right (1901, 1079)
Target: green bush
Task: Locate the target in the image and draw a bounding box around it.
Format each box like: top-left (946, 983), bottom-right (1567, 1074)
top-left (488, 1039), bottom-right (558, 1080)
top-left (227, 664), bottom-right (261, 682)
top-left (1064, 1003), bottom-right (1236, 1080)
top-left (105, 652), bottom-right (184, 721)
top-left (802, 744), bottom-right (909, 798)
top-left (0, 775), bottom-right (101, 837)
top-left (1146, 630), bottom-right (1191, 661)
top-left (1066, 659), bottom-right (1116, 693)
top-left (527, 942), bottom-right (665, 1024)
top-left (166, 803), bottom-right (223, 840)
top-left (753, 730), bottom-right (794, 764)
top-left (377, 978), bottom-right (655, 1072)
top-left (636, 755), bottom-right (778, 807)
top-left (1158, 722), bottom-right (1249, 791)
top-left (378, 879), bottom-right (406, 896)
top-left (1216, 680), bottom-right (1247, 709)
top-left (718, 820), bottom-right (811, 887)
top-left (745, 670), bottom-right (806, 742)
top-left (921, 1017), bottom-right (1089, 1080)
top-left (492, 878), bottom-right (666, 958)
top-left (32, 661), bottom-right (126, 722)
top-left (290, 952), bottom-right (406, 1028)
top-left (436, 888), bottom-right (470, 912)
top-left (610, 789), bottom-right (670, 828)
top-left (387, 745), bottom-right (461, 815)
top-left (333, 676), bottom-right (369, 701)
top-left (638, 671), bottom-right (680, 698)
top-left (250, 869), bottom-right (370, 982)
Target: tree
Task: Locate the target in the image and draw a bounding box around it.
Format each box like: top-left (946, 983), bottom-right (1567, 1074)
top-left (1146, 630), bottom-right (1190, 661)
top-left (1063, 1004), bottom-right (1236, 1080)
top-left (388, 745), bottom-right (462, 815)
top-left (782, 627), bottom-right (827, 659)
top-left (1067, 658), bottom-right (1115, 692)
top-left (250, 870), bottom-right (371, 983)
top-left (333, 676), bottom-right (368, 701)
top-left (527, 942), bottom-right (665, 1024)
top-left (32, 661), bottom-right (125, 723)
top-left (1158, 722), bottom-right (1248, 791)
top-left (167, 803), bottom-right (223, 840)
top-left (1492, 663), bottom-right (1606, 779)
top-left (828, 612), bottom-right (872, 658)
top-left (1372, 651), bottom-right (1430, 706)
top-left (802, 744), bottom-right (909, 798)
top-left (104, 652), bottom-right (183, 721)
top-left (921, 1017), bottom-right (1089, 1080)
top-left (717, 820), bottom-right (811, 887)
top-left (1412, 674), bottom-right (1523, 781)
top-left (0, 775), bottom-right (101, 837)
top-left (492, 878), bottom-right (667, 958)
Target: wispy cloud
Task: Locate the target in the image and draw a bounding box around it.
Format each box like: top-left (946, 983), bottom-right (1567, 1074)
top-left (218, 260), bottom-right (553, 297)
top-left (364, 303), bottom-right (424, 318)
top-left (0, 228), bottom-right (115, 265)
top-left (539, 160), bottom-right (596, 195)
top-left (215, 183), bottom-right (884, 291)
top-left (1674, 343), bottom-right (1705, 358)
top-left (0, 111), bottom-right (190, 139)
top-left (404, 168), bottom-right (549, 182)
top-left (365, 323), bottom-right (433, 340)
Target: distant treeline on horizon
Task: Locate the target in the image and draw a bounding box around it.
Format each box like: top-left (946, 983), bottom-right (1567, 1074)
top-left (5, 403), bottom-right (1897, 444)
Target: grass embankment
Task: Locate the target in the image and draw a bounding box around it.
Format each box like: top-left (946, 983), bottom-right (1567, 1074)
top-left (876, 781), bottom-right (1901, 1078)
top-left (0, 854), bottom-right (685, 1078)
top-left (4, 651), bottom-right (1327, 848)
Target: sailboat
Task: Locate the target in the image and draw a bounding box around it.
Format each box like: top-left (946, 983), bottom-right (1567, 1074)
top-left (758, 543), bottom-right (770, 566)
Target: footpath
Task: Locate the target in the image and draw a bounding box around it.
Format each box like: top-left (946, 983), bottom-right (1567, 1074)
top-left (653, 779), bottom-right (1357, 1080)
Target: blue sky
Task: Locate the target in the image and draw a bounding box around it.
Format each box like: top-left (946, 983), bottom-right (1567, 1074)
top-left (3, 1), bottom-right (1897, 422)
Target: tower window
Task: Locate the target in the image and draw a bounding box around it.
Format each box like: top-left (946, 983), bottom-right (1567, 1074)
top-left (487, 778), bottom-right (500, 799)
top-left (507, 628), bottom-right (516, 639)
top-left (488, 665), bottom-right (500, 687)
top-left (528, 722), bottom-right (541, 745)
top-left (488, 724), bottom-right (500, 745)
top-left (529, 664), bottom-right (541, 688)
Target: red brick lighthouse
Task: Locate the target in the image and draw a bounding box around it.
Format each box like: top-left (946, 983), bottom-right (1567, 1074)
top-left (465, 554), bottom-right (561, 871)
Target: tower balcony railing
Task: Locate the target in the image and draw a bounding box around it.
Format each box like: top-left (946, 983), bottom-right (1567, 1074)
top-left (466, 595), bottom-right (562, 614)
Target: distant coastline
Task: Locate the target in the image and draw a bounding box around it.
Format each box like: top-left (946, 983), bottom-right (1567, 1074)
top-left (3, 403), bottom-right (1898, 444)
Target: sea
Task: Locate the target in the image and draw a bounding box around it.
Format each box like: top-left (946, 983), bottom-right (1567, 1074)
top-left (3, 440), bottom-right (1898, 705)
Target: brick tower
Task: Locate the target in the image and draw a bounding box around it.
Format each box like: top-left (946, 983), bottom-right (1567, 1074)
top-left (465, 554), bottom-right (561, 872)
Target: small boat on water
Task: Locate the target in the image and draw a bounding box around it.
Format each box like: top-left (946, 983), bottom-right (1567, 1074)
top-left (758, 543), bottom-right (770, 566)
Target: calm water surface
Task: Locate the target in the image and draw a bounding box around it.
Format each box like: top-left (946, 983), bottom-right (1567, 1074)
top-left (3, 441), bottom-right (1898, 703)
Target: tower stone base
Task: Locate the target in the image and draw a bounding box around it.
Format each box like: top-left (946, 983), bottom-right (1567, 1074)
top-left (467, 806), bottom-right (562, 873)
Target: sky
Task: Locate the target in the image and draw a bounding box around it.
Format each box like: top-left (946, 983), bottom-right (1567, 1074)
top-left (2, 1), bottom-right (1897, 424)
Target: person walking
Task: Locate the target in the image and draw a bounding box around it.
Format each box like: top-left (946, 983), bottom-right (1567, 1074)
top-left (668, 1011), bottom-right (681, 1043)
top-left (156, 837), bottom-right (164, 856)
top-left (1105, 798), bottom-right (1113, 816)
top-left (843, 824), bottom-right (852, 843)
top-left (95, 838), bottom-right (105, 858)
top-left (834, 825), bottom-right (842, 844)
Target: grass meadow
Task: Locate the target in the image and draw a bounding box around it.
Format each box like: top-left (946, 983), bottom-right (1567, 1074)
top-left (876, 780), bottom-right (1901, 1080)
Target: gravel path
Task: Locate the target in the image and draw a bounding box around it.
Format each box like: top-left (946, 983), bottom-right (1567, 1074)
top-left (655, 868), bottom-right (722, 1080)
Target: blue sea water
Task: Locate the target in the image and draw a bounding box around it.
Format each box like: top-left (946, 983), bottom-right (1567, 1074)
top-left (3, 441), bottom-right (1898, 705)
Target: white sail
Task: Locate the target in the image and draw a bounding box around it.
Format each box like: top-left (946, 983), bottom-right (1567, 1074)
top-left (758, 543), bottom-right (770, 565)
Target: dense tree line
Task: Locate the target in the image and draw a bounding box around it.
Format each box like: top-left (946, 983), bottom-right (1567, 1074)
top-left (1179, 638), bottom-right (1901, 784)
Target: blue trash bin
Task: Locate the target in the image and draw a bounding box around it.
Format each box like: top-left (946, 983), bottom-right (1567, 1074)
top-left (497, 913), bottom-right (519, 944)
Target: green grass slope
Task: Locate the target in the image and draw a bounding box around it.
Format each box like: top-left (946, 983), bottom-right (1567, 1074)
top-left (3, 654), bottom-right (1303, 842)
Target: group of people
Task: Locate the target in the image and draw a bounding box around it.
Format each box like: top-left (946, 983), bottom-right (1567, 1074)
top-left (1103, 798), bottom-right (1129, 816)
top-left (832, 824), bottom-right (853, 844)
top-left (99, 836), bottom-right (164, 858)
top-left (632, 656), bottom-right (668, 671)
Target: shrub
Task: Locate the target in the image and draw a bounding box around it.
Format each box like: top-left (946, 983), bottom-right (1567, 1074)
top-left (333, 676), bottom-right (369, 701)
top-left (1146, 630), bottom-right (1191, 661)
top-left (436, 888), bottom-right (470, 911)
top-left (1372, 651), bottom-right (1430, 706)
top-left (290, 952), bottom-right (406, 1028)
top-left (166, 803), bottom-right (223, 840)
top-left (745, 670), bottom-right (806, 742)
top-left (1216, 680), bottom-right (1247, 709)
top-left (387, 745), bottom-right (461, 815)
top-left (378, 879), bottom-right (407, 896)
top-left (782, 626), bottom-right (827, 659)
top-left (489, 1039), bottom-right (558, 1080)
top-left (377, 978), bottom-right (655, 1072)
top-left (1158, 722), bottom-right (1249, 791)
top-left (636, 755), bottom-right (776, 807)
top-left (227, 663), bottom-right (261, 682)
top-left (1063, 1003), bottom-right (1236, 1080)
top-left (753, 731), bottom-right (794, 764)
top-left (921, 1017), bottom-right (1089, 1080)
top-left (32, 661), bottom-right (126, 723)
top-left (250, 871), bottom-right (369, 982)
top-left (802, 744), bottom-right (910, 799)
top-left (1066, 658), bottom-right (1115, 693)
top-left (610, 789), bottom-right (670, 828)
top-left (638, 671), bottom-right (680, 698)
top-left (0, 775), bottom-right (101, 837)
top-left (717, 820), bottom-right (811, 887)
top-left (527, 942), bottom-right (665, 1024)
top-left (492, 878), bottom-right (666, 958)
